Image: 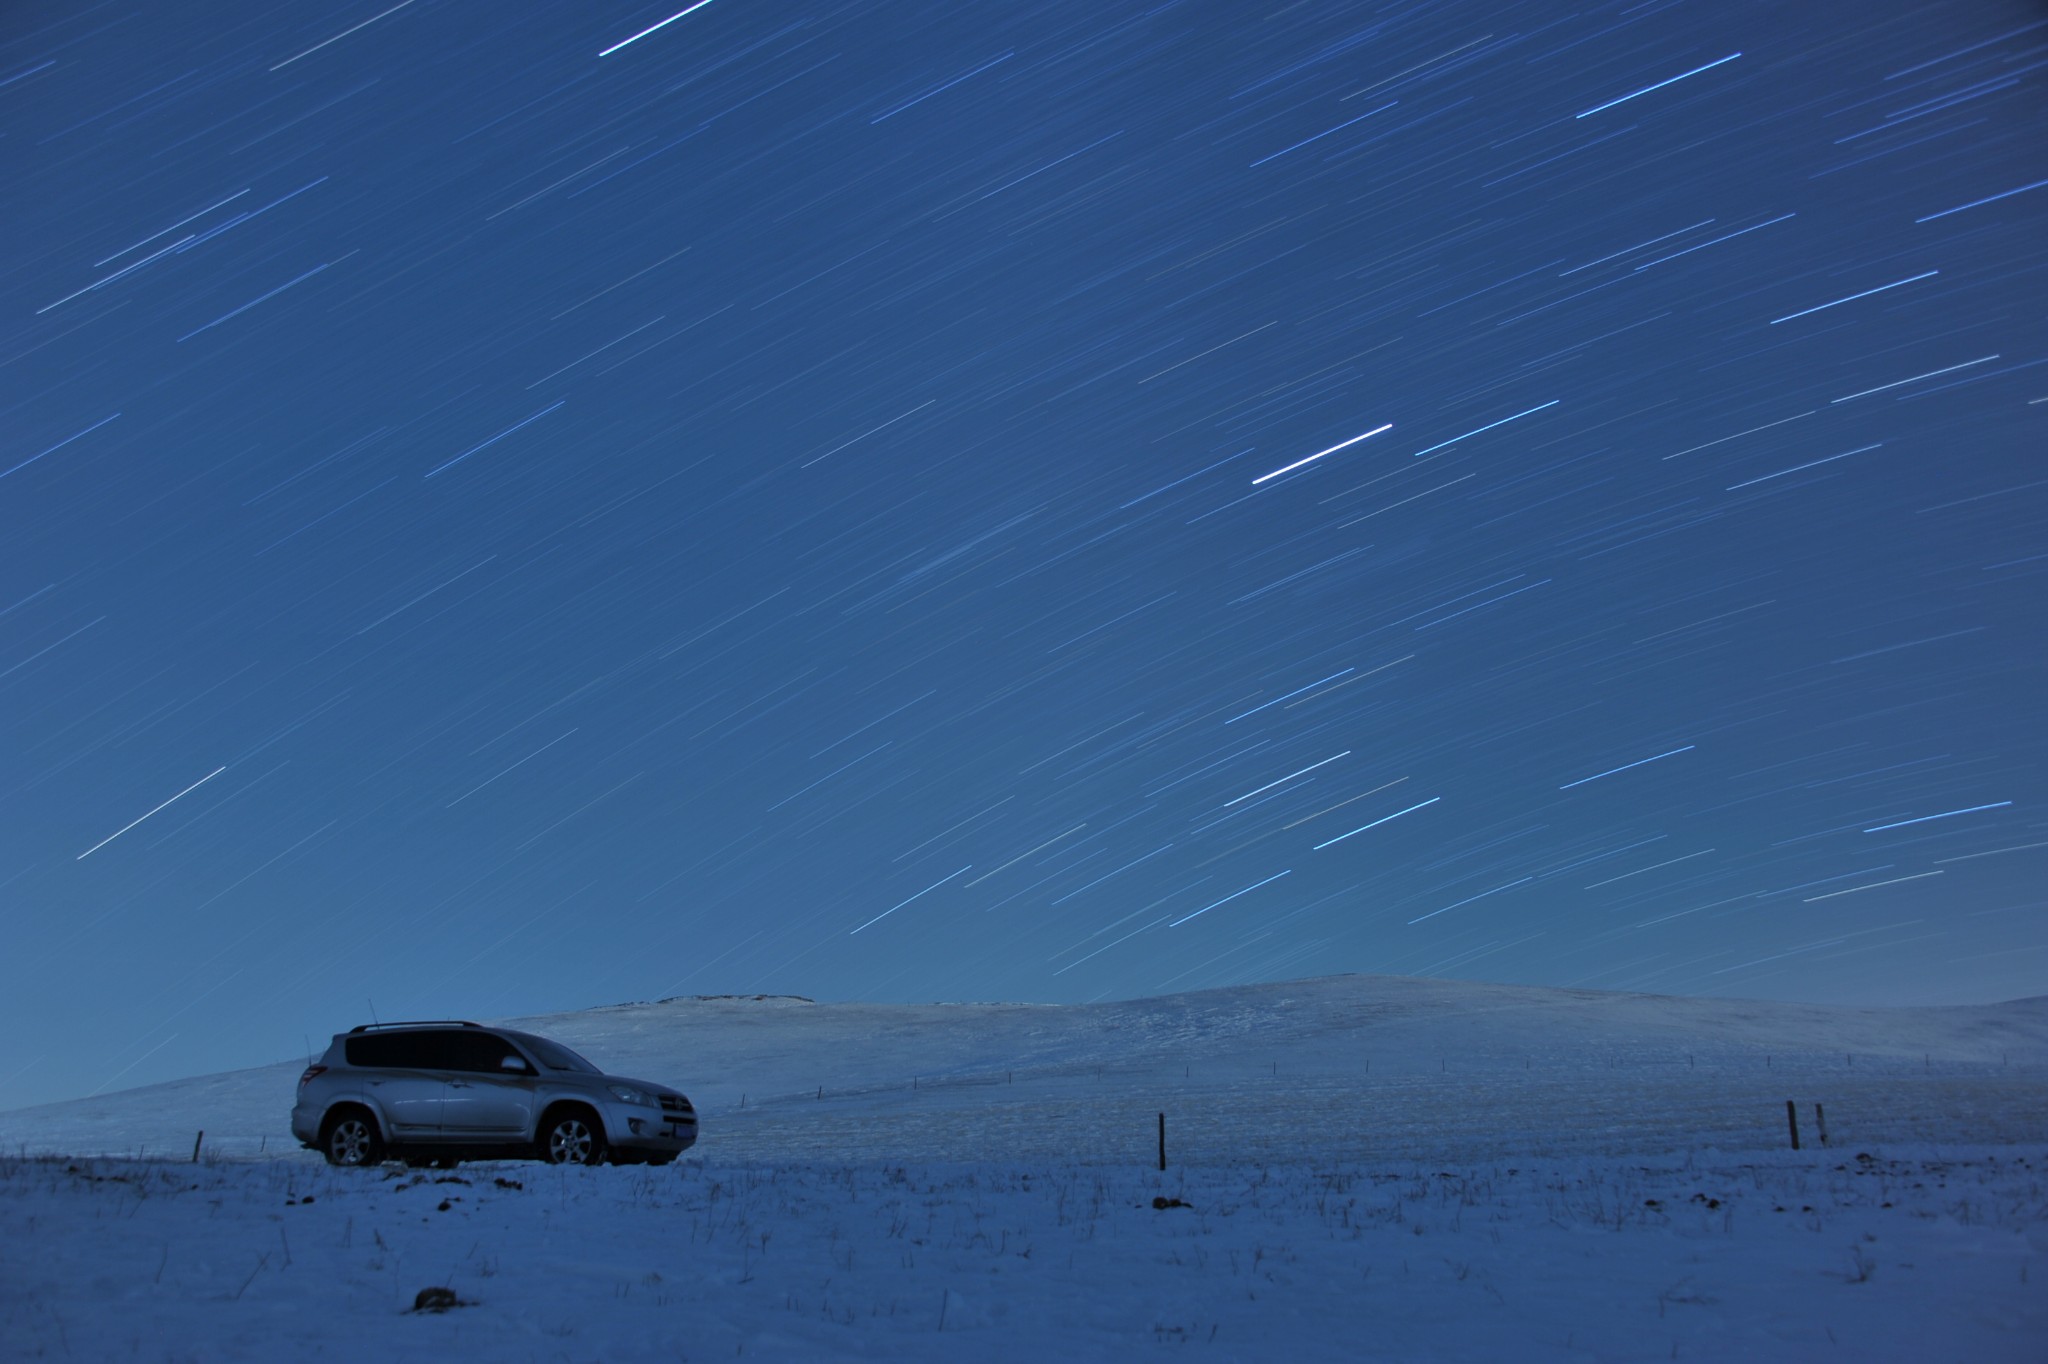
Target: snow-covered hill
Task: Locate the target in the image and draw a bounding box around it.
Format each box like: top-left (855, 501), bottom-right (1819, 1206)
top-left (4, 973), bottom-right (2044, 1162)
top-left (4, 976), bottom-right (2045, 1362)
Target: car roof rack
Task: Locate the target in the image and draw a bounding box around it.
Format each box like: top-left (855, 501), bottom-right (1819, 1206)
top-left (347, 1020), bottom-right (482, 1034)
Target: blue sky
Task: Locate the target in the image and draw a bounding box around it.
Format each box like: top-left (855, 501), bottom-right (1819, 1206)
top-left (3, 0), bottom-right (2044, 1108)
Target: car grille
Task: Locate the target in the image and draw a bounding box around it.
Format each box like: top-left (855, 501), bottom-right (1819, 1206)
top-left (659, 1095), bottom-right (692, 1117)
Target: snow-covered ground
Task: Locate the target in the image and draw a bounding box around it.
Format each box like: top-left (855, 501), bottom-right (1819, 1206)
top-left (3, 975), bottom-right (2045, 1360)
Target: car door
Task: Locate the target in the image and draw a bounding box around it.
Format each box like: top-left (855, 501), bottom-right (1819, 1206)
top-left (438, 1032), bottom-right (540, 1136)
top-left (347, 1031), bottom-right (451, 1135)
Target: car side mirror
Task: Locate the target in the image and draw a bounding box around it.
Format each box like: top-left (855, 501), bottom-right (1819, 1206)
top-left (500, 1055), bottom-right (528, 1072)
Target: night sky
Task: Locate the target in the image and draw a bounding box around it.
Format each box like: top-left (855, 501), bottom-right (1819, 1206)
top-left (4, 0), bottom-right (2045, 1110)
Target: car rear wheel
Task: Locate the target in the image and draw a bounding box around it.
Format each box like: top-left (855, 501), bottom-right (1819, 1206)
top-left (540, 1111), bottom-right (607, 1166)
top-left (322, 1111), bottom-right (384, 1167)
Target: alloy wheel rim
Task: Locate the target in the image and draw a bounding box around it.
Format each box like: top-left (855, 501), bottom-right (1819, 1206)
top-left (333, 1121), bottom-right (369, 1164)
top-left (550, 1120), bottom-right (592, 1163)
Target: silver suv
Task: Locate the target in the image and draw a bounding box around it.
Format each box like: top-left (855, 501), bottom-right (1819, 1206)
top-left (290, 1021), bottom-right (697, 1168)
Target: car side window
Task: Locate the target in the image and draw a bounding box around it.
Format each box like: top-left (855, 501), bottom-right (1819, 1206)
top-left (346, 1032), bottom-right (407, 1068)
top-left (344, 1030), bottom-right (462, 1070)
top-left (451, 1033), bottom-right (532, 1074)
top-left (407, 1031), bottom-right (468, 1071)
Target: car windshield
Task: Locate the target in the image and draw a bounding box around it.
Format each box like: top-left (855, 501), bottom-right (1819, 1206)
top-left (522, 1036), bottom-right (600, 1072)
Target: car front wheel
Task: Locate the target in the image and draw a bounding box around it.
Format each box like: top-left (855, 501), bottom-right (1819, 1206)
top-left (322, 1112), bottom-right (383, 1167)
top-left (540, 1112), bottom-right (607, 1165)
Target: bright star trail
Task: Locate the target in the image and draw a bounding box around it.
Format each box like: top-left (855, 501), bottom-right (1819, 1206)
top-left (74, 768), bottom-right (229, 861)
top-left (2, 0), bottom-right (2042, 1110)
top-left (1253, 425), bottom-right (1393, 485)
top-left (598, 0), bottom-right (720, 59)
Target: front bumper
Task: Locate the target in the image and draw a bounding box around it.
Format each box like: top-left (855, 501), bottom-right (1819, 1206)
top-left (601, 1099), bottom-right (698, 1155)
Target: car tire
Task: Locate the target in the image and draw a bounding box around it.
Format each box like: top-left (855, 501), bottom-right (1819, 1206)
top-left (539, 1109), bottom-right (608, 1166)
top-left (321, 1110), bottom-right (384, 1167)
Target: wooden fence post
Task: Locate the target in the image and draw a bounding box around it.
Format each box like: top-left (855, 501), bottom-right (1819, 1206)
top-left (1815, 1103), bottom-right (1828, 1148)
top-left (1157, 1112), bottom-right (1166, 1172)
top-left (191, 1131), bottom-right (203, 1163)
top-left (1785, 1101), bottom-right (1799, 1151)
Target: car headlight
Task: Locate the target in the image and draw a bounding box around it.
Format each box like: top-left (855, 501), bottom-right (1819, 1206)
top-left (607, 1084), bottom-right (653, 1106)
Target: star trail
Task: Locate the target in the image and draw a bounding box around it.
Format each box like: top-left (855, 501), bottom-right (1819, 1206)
top-left (2, 0), bottom-right (2043, 1108)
